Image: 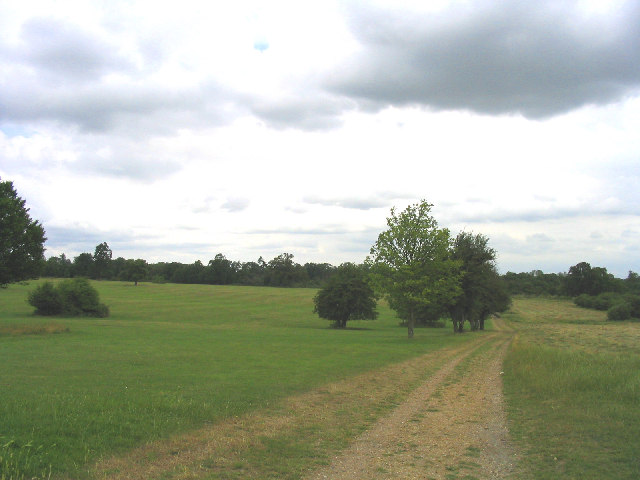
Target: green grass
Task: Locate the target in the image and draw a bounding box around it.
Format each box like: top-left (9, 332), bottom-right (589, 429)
top-left (0, 280), bottom-right (468, 479)
top-left (503, 296), bottom-right (640, 479)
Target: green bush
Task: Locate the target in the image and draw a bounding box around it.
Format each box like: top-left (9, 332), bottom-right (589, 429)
top-left (28, 279), bottom-right (109, 317)
top-left (607, 303), bottom-right (632, 321)
top-left (27, 282), bottom-right (63, 315)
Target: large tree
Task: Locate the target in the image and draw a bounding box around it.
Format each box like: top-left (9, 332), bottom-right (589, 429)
top-left (369, 200), bottom-right (461, 338)
top-left (313, 263), bottom-right (378, 328)
top-left (0, 179), bottom-right (46, 286)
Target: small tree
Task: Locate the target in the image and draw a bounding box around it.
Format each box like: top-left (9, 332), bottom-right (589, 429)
top-left (0, 179), bottom-right (46, 287)
top-left (313, 263), bottom-right (378, 328)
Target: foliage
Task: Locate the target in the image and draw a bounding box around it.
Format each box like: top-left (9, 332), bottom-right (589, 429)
top-left (313, 263), bottom-right (378, 328)
top-left (27, 282), bottom-right (63, 315)
top-left (607, 303), bottom-right (632, 321)
top-left (0, 179), bottom-right (47, 287)
top-left (369, 200), bottom-right (462, 338)
top-left (502, 270), bottom-right (565, 296)
top-left (565, 262), bottom-right (617, 296)
top-left (92, 242), bottom-right (113, 279)
top-left (28, 279), bottom-right (109, 317)
top-left (120, 258), bottom-right (148, 285)
top-left (449, 232), bottom-right (510, 332)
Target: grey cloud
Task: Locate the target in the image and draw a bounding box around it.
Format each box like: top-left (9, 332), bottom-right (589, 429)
top-left (16, 17), bottom-right (134, 83)
top-left (221, 198), bottom-right (250, 213)
top-left (451, 200), bottom-right (640, 224)
top-left (248, 93), bottom-right (351, 130)
top-left (329, 1), bottom-right (640, 118)
top-left (303, 192), bottom-right (410, 210)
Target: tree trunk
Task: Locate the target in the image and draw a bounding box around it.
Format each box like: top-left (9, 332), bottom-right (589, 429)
top-left (408, 310), bottom-right (415, 338)
top-left (479, 317), bottom-right (485, 330)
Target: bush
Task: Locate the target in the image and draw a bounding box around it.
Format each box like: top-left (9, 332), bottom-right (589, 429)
top-left (608, 303), bottom-right (632, 321)
top-left (27, 282), bottom-right (63, 315)
top-left (575, 292), bottom-right (624, 311)
top-left (28, 279), bottom-right (109, 317)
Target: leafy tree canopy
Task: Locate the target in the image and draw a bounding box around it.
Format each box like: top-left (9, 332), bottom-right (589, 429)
top-left (0, 179), bottom-right (46, 286)
top-left (368, 200), bottom-right (461, 338)
top-left (313, 263), bottom-right (378, 328)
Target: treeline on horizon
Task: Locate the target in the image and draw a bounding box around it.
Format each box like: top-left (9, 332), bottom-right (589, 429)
top-left (41, 242), bottom-right (639, 296)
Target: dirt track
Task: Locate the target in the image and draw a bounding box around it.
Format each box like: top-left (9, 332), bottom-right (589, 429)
top-left (92, 323), bottom-right (516, 479)
top-left (307, 322), bottom-right (516, 479)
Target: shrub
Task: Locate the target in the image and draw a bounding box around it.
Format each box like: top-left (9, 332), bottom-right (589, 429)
top-left (28, 279), bottom-right (109, 317)
top-left (27, 282), bottom-right (63, 315)
top-left (608, 303), bottom-right (632, 321)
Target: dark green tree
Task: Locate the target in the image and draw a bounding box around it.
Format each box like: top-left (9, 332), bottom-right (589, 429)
top-left (265, 253), bottom-right (308, 287)
top-left (369, 200), bottom-right (462, 338)
top-left (72, 252), bottom-right (94, 278)
top-left (43, 253), bottom-right (72, 278)
top-left (313, 263), bottom-right (378, 328)
top-left (0, 179), bottom-right (46, 286)
top-left (449, 232), bottom-right (509, 332)
top-left (92, 242), bottom-right (112, 279)
top-left (122, 259), bottom-right (148, 286)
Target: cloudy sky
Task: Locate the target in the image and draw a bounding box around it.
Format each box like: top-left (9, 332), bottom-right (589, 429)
top-left (1, 0), bottom-right (639, 276)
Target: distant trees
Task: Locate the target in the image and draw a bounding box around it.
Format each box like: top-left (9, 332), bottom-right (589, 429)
top-left (0, 179), bottom-right (46, 286)
top-left (313, 263), bottom-right (378, 328)
top-left (565, 261), bottom-right (617, 296)
top-left (369, 200), bottom-right (462, 338)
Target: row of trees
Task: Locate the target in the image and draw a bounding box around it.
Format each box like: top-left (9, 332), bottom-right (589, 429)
top-left (503, 265), bottom-right (639, 297)
top-left (43, 246), bottom-right (336, 288)
top-left (314, 201), bottom-right (510, 336)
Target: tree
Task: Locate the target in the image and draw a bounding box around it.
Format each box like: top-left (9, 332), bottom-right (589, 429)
top-left (92, 242), bottom-right (112, 279)
top-left (449, 232), bottom-right (509, 332)
top-left (0, 179), bottom-right (47, 287)
top-left (265, 253), bottom-right (308, 287)
top-left (313, 263), bottom-right (378, 328)
top-left (121, 259), bottom-right (148, 286)
top-left (72, 252), bottom-right (94, 278)
top-left (369, 200), bottom-right (462, 338)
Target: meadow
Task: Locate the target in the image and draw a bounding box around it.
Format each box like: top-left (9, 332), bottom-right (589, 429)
top-left (0, 280), bottom-right (469, 479)
top-left (503, 297), bottom-right (640, 479)
top-left (3, 282), bottom-right (639, 479)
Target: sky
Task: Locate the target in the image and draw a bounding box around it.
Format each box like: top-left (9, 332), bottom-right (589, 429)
top-left (1, 0), bottom-right (639, 277)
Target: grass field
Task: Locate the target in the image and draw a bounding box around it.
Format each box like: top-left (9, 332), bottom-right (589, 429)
top-left (503, 297), bottom-right (640, 479)
top-left (0, 280), bottom-right (470, 479)
top-left (4, 282), bottom-right (638, 479)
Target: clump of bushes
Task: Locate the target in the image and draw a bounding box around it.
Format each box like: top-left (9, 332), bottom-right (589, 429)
top-left (28, 279), bottom-right (109, 317)
top-left (575, 292), bottom-right (640, 321)
top-left (608, 303), bottom-right (632, 321)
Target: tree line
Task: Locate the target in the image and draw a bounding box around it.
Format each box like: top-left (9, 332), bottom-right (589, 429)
top-left (42, 245), bottom-right (336, 288)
